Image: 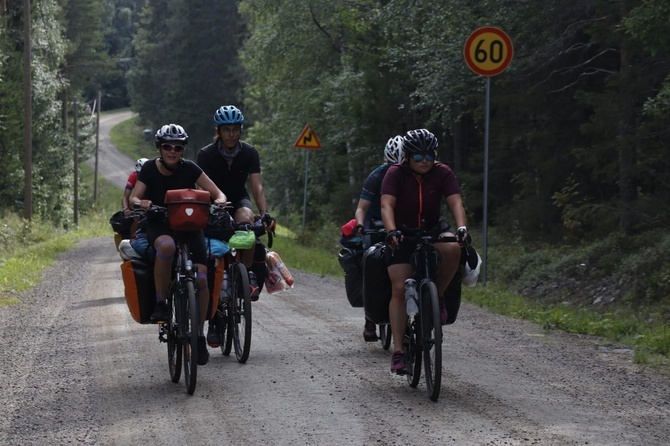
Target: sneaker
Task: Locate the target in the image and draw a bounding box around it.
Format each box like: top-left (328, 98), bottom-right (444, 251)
top-left (390, 350), bottom-right (406, 374)
top-left (207, 317), bottom-right (222, 347)
top-left (150, 300), bottom-right (169, 323)
top-left (248, 271), bottom-right (260, 302)
top-left (363, 319), bottom-right (378, 342)
top-left (197, 336), bottom-right (210, 365)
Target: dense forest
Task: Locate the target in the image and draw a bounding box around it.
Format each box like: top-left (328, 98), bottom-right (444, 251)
top-left (2, 0), bottom-right (670, 242)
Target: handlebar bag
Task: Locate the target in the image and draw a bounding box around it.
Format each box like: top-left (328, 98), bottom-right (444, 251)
top-left (164, 189), bottom-right (210, 231)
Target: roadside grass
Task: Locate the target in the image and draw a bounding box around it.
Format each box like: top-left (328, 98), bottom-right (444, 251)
top-left (109, 115), bottom-right (154, 161)
top-left (0, 163), bottom-right (119, 305)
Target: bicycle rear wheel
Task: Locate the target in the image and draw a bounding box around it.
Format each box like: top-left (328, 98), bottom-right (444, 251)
top-left (380, 324), bottom-right (392, 351)
top-left (167, 291), bottom-right (181, 383)
top-left (404, 319), bottom-right (422, 388)
top-left (421, 281), bottom-right (442, 401)
top-left (182, 280), bottom-right (199, 395)
top-left (231, 263), bottom-right (252, 363)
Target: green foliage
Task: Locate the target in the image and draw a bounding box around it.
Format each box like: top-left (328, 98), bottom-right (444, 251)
top-left (127, 0), bottom-right (246, 150)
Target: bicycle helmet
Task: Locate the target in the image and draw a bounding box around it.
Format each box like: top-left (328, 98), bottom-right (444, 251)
top-left (402, 128), bottom-right (438, 158)
top-left (384, 135), bottom-right (404, 164)
top-left (214, 105), bottom-right (244, 126)
top-left (462, 246), bottom-right (482, 287)
top-left (154, 124), bottom-right (188, 147)
top-left (135, 158), bottom-right (149, 172)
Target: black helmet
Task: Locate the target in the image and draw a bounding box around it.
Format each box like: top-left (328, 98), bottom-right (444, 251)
top-left (155, 124), bottom-right (188, 147)
top-left (403, 129), bottom-right (438, 157)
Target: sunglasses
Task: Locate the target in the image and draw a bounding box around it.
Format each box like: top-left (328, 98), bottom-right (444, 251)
top-left (161, 143), bottom-right (184, 152)
top-left (411, 153), bottom-right (435, 163)
top-left (219, 127), bottom-right (242, 135)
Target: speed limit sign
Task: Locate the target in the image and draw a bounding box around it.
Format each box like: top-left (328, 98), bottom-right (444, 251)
top-left (464, 27), bottom-right (513, 76)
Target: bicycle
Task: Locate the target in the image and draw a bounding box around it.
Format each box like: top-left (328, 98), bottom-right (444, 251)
top-left (398, 226), bottom-right (457, 402)
top-left (208, 208), bottom-right (273, 363)
top-left (134, 203), bottom-right (206, 395)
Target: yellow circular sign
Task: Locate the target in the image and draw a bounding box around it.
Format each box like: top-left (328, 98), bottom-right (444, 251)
top-left (464, 27), bottom-right (513, 77)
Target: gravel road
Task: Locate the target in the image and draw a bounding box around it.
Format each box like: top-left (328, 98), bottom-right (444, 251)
top-left (0, 236), bottom-right (668, 445)
top-left (1, 111), bottom-right (668, 445)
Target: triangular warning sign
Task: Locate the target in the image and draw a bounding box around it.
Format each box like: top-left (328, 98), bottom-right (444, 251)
top-left (294, 123), bottom-right (322, 149)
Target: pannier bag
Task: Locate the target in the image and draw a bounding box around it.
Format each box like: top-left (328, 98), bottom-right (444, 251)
top-left (362, 242), bottom-right (392, 324)
top-left (120, 259), bottom-right (157, 324)
top-left (443, 265), bottom-right (462, 325)
top-left (251, 241), bottom-right (268, 293)
top-left (110, 210), bottom-right (133, 239)
top-left (338, 246), bottom-right (364, 307)
top-left (205, 257), bottom-right (224, 320)
top-left (164, 189), bottom-right (210, 231)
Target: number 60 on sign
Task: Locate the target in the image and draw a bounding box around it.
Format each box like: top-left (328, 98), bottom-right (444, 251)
top-left (464, 27), bottom-right (513, 77)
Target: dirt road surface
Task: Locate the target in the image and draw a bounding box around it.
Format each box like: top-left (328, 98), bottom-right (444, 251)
top-left (0, 111), bottom-right (668, 445)
top-left (85, 110), bottom-right (135, 189)
top-left (0, 239), bottom-right (668, 445)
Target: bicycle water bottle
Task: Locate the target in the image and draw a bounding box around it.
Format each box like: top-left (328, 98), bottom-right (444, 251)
top-left (405, 278), bottom-right (418, 317)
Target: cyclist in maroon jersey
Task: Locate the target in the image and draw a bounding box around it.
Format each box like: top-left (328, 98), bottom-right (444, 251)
top-left (380, 129), bottom-right (471, 373)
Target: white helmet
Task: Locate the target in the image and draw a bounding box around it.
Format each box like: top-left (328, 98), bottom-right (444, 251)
top-left (135, 158), bottom-right (149, 172)
top-left (462, 246), bottom-right (482, 287)
top-left (384, 135), bottom-right (404, 164)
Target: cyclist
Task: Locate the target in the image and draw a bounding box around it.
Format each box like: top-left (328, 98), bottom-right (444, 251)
top-left (351, 135), bottom-right (404, 342)
top-left (130, 124), bottom-right (227, 366)
top-left (197, 105), bottom-right (276, 346)
top-left (380, 128), bottom-right (470, 373)
top-left (121, 158), bottom-right (149, 217)
top-left (118, 158), bottom-right (149, 242)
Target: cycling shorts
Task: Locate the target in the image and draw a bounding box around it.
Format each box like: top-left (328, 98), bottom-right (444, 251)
top-left (384, 239), bottom-right (419, 266)
top-left (147, 224), bottom-right (207, 265)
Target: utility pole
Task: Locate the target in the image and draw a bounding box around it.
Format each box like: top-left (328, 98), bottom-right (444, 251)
top-left (94, 90), bottom-right (101, 201)
top-left (73, 98), bottom-right (79, 225)
top-left (23, 0), bottom-right (32, 220)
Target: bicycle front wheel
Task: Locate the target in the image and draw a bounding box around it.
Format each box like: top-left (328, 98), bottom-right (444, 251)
top-left (231, 263), bottom-right (252, 363)
top-left (183, 280), bottom-right (199, 395)
top-left (167, 291), bottom-right (181, 383)
top-left (404, 319), bottom-right (422, 388)
top-left (421, 281), bottom-right (442, 402)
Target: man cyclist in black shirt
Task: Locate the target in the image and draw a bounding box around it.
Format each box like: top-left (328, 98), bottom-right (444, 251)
top-left (197, 105), bottom-right (276, 346)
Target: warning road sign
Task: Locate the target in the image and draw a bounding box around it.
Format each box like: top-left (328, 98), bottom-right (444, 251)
top-left (294, 123), bottom-right (322, 149)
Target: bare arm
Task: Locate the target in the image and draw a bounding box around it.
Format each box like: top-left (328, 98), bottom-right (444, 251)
top-left (249, 172), bottom-right (268, 213)
top-left (446, 194), bottom-right (467, 229)
top-left (381, 194), bottom-right (397, 232)
top-left (122, 189), bottom-right (133, 215)
top-left (129, 181), bottom-right (150, 209)
top-left (354, 198), bottom-right (372, 226)
top-left (196, 173), bottom-right (227, 205)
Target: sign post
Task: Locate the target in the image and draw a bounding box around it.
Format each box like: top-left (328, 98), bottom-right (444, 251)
top-left (464, 26), bottom-right (513, 285)
top-left (294, 124), bottom-right (322, 234)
